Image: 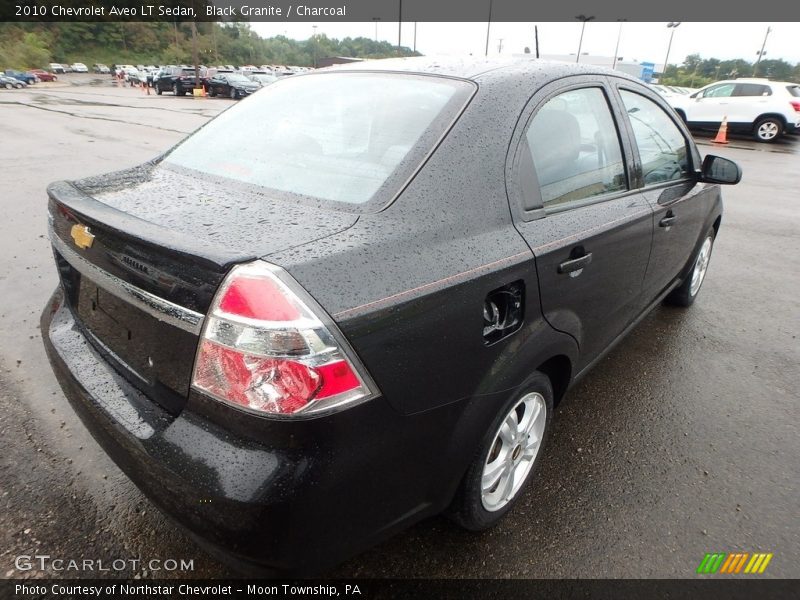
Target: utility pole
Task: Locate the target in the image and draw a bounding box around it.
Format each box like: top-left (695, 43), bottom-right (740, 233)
top-left (413, 22), bottom-right (417, 53)
top-left (753, 26), bottom-right (772, 77)
top-left (498, 38), bottom-right (503, 54)
top-left (534, 25), bottom-right (539, 58)
top-left (575, 15), bottom-right (595, 63)
top-left (191, 20), bottom-right (199, 88)
top-left (372, 17), bottom-right (379, 42)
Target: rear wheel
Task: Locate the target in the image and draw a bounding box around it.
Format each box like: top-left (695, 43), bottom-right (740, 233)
top-left (208, 86), bottom-right (216, 98)
top-left (4, 83), bottom-right (12, 90)
top-left (230, 87), bottom-right (238, 100)
top-left (448, 371), bottom-right (553, 531)
top-left (753, 117), bottom-right (782, 143)
top-left (665, 229), bottom-right (715, 307)
top-left (156, 85), bottom-right (162, 95)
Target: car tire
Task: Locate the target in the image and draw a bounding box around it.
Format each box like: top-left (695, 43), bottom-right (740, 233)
top-left (448, 371), bottom-right (554, 531)
top-left (230, 88), bottom-right (238, 100)
top-left (208, 87), bottom-right (216, 98)
top-left (173, 83), bottom-right (180, 96)
top-left (665, 228), bottom-right (716, 307)
top-left (753, 117), bottom-right (783, 143)
top-left (4, 83), bottom-right (12, 89)
top-left (156, 86), bottom-right (162, 95)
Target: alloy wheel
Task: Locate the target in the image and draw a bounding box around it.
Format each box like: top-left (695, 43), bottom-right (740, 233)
top-left (690, 236), bottom-right (713, 297)
top-left (481, 392), bottom-right (547, 512)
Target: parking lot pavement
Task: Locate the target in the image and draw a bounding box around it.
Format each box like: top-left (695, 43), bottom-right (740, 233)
top-left (1, 81), bottom-right (798, 579)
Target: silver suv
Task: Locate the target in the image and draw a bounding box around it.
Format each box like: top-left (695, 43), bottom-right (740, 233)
top-left (670, 78), bottom-right (800, 142)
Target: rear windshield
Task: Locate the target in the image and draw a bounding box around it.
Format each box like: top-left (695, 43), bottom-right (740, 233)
top-left (788, 85), bottom-right (800, 97)
top-left (164, 72), bottom-right (473, 208)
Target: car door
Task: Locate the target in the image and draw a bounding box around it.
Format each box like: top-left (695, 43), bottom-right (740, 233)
top-left (727, 82), bottom-right (772, 124)
top-left (687, 82), bottom-right (736, 124)
top-left (613, 84), bottom-right (712, 300)
top-left (508, 78), bottom-right (654, 371)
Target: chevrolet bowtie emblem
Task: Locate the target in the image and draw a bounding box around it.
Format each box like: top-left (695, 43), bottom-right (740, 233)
top-left (70, 224), bottom-right (95, 249)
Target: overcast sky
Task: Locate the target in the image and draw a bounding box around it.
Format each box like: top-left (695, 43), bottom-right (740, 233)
top-left (251, 22), bottom-right (800, 66)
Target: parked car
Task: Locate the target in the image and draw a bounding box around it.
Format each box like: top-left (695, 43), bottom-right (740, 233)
top-left (3, 69), bottom-right (36, 85)
top-left (669, 78), bottom-right (800, 142)
top-left (246, 72), bottom-right (278, 87)
top-left (0, 74), bottom-right (26, 89)
top-left (155, 67), bottom-right (208, 96)
top-left (71, 62), bottom-right (89, 73)
top-left (30, 69), bottom-right (57, 82)
top-left (49, 63), bottom-right (66, 74)
top-left (40, 58), bottom-right (740, 575)
top-left (206, 72), bottom-right (261, 98)
top-left (93, 64), bottom-right (110, 74)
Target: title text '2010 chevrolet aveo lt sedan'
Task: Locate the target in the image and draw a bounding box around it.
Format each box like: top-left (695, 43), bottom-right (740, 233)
top-left (41, 58), bottom-right (741, 574)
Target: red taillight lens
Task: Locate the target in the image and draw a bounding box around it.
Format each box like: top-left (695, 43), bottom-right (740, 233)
top-left (790, 100), bottom-right (800, 112)
top-left (191, 261), bottom-right (376, 417)
top-left (218, 275), bottom-right (301, 321)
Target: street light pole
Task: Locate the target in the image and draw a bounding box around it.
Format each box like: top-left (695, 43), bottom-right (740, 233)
top-left (612, 20), bottom-right (625, 70)
top-left (485, 0), bottom-right (493, 57)
top-left (312, 25), bottom-right (318, 68)
top-left (574, 15), bottom-right (595, 63)
top-left (662, 22), bottom-right (681, 82)
top-left (753, 26), bottom-right (772, 76)
top-left (397, 0), bottom-right (402, 56)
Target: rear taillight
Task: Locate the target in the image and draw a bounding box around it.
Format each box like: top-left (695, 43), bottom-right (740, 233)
top-left (790, 100), bottom-right (800, 112)
top-left (191, 261), bottom-right (377, 417)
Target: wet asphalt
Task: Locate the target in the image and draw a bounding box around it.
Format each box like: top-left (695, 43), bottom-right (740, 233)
top-left (0, 74), bottom-right (798, 580)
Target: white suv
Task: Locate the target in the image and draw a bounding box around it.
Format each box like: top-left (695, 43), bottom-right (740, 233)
top-left (669, 78), bottom-right (800, 142)
top-left (70, 62), bottom-right (89, 73)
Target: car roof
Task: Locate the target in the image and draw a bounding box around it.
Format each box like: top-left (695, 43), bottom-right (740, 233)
top-left (321, 56), bottom-right (641, 84)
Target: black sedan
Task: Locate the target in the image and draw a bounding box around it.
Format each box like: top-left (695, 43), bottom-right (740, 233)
top-left (40, 58), bottom-right (740, 575)
top-left (206, 73), bottom-right (262, 98)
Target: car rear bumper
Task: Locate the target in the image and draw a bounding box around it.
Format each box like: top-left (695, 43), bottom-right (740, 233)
top-left (41, 285), bottom-right (475, 573)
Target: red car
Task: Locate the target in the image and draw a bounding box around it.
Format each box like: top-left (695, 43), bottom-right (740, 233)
top-left (31, 69), bottom-right (57, 82)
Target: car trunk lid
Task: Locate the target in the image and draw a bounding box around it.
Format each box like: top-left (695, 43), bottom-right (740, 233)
top-left (48, 166), bottom-right (358, 414)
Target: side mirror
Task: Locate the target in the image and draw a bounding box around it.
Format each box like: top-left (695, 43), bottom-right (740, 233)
top-left (699, 155), bottom-right (742, 185)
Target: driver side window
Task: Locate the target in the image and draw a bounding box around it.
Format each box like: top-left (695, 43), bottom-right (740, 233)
top-left (701, 83), bottom-right (735, 98)
top-left (620, 90), bottom-right (690, 185)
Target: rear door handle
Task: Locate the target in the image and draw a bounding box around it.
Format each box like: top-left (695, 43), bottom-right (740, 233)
top-left (659, 215), bottom-right (677, 228)
top-left (558, 253), bottom-right (593, 274)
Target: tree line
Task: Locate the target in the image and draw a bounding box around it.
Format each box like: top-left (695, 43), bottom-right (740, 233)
top-left (661, 53), bottom-right (800, 87)
top-left (0, 22), bottom-right (419, 69)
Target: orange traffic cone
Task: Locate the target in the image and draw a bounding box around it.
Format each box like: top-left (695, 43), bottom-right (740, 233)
top-left (712, 116), bottom-right (729, 144)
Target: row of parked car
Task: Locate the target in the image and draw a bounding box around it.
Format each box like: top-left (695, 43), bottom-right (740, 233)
top-left (112, 64), bottom-right (298, 98)
top-left (651, 78), bottom-right (800, 142)
top-left (48, 62), bottom-right (89, 73)
top-left (0, 68), bottom-right (60, 88)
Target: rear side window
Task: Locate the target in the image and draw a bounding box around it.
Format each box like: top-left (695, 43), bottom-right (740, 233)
top-left (165, 73), bottom-right (473, 207)
top-left (787, 86), bottom-right (800, 97)
top-left (525, 87), bottom-right (627, 209)
top-left (733, 84), bottom-right (771, 97)
top-left (620, 90), bottom-right (690, 185)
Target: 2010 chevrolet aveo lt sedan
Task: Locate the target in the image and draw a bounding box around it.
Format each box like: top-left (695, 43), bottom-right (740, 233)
top-left (41, 58), bottom-right (741, 574)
